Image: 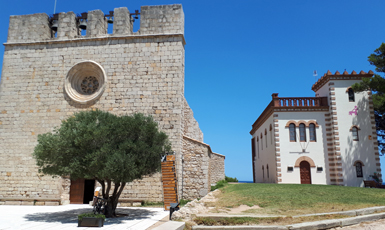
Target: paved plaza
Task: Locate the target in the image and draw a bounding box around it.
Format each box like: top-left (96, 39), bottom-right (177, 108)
top-left (0, 204), bottom-right (169, 230)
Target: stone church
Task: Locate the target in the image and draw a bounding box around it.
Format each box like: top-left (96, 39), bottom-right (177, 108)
top-left (0, 4), bottom-right (225, 205)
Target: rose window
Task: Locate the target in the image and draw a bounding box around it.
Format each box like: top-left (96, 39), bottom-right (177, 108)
top-left (81, 76), bottom-right (99, 95)
top-left (64, 60), bottom-right (107, 104)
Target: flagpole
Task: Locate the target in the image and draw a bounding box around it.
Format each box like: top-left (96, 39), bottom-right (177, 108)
top-left (54, 0), bottom-right (57, 14)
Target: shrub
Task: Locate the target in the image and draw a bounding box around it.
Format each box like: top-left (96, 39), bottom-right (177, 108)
top-left (78, 213), bottom-right (106, 221)
top-left (211, 179), bottom-right (228, 191)
top-left (225, 176), bottom-right (238, 182)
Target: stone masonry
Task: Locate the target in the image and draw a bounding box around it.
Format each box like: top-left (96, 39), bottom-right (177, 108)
top-left (0, 4), bottom-right (225, 205)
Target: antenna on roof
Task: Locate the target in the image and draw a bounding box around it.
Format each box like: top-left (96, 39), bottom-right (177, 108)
top-left (313, 70), bottom-right (318, 82)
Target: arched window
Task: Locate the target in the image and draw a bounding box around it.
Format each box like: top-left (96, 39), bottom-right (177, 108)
top-left (299, 123), bottom-right (306, 142)
top-left (356, 162), bottom-right (363, 177)
top-left (267, 164), bottom-right (269, 178)
top-left (352, 126), bottom-right (359, 141)
top-left (309, 123), bottom-right (316, 142)
top-left (289, 123), bottom-right (296, 142)
top-left (262, 165), bottom-right (265, 179)
top-left (348, 88), bottom-right (355, 102)
top-left (261, 133), bottom-right (263, 150)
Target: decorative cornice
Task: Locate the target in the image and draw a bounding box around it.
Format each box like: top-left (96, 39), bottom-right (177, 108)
top-left (311, 70), bottom-right (373, 92)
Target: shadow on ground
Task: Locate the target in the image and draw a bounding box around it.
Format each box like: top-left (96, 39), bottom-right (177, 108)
top-left (24, 207), bottom-right (158, 225)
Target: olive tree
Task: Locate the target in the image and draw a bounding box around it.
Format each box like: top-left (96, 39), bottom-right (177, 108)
top-left (33, 110), bottom-right (171, 217)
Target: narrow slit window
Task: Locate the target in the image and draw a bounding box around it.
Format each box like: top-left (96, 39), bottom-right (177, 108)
top-left (270, 124), bottom-right (273, 145)
top-left (348, 88), bottom-right (355, 102)
top-left (299, 123), bottom-right (306, 142)
top-left (262, 166), bottom-right (264, 179)
top-left (265, 129), bottom-right (267, 148)
top-left (352, 127), bottom-right (359, 141)
top-left (257, 137), bottom-right (259, 158)
top-left (289, 123), bottom-right (296, 142)
top-left (356, 162), bottom-right (363, 177)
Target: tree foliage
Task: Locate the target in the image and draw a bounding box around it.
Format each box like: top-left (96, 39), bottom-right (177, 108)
top-left (33, 110), bottom-right (171, 217)
top-left (352, 43), bottom-right (385, 153)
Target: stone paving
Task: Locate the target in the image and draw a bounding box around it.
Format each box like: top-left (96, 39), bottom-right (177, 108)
top-left (0, 204), bottom-right (169, 230)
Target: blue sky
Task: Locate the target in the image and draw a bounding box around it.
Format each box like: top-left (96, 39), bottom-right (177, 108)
top-left (1, 0), bottom-right (385, 181)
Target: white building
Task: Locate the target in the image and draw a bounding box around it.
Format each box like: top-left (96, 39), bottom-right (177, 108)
top-left (250, 70), bottom-right (381, 186)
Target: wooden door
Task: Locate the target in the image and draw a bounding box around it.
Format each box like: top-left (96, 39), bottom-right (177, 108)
top-left (70, 178), bottom-right (85, 204)
top-left (300, 161), bottom-right (311, 184)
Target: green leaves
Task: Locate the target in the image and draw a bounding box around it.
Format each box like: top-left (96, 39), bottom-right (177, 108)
top-left (368, 43), bottom-right (385, 74)
top-left (33, 110), bottom-right (171, 183)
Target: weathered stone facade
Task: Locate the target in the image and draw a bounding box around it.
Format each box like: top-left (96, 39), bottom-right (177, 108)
top-left (209, 152), bottom-right (226, 185)
top-left (182, 136), bottom-right (225, 200)
top-left (0, 4), bottom-right (225, 205)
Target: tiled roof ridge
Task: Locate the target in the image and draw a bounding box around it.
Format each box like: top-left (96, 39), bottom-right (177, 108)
top-left (311, 70), bottom-right (374, 92)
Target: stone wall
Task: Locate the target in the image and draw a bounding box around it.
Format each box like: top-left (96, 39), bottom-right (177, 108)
top-left (7, 13), bottom-right (51, 42)
top-left (182, 136), bottom-right (210, 199)
top-left (0, 4), bottom-right (224, 205)
top-left (139, 5), bottom-right (184, 35)
top-left (183, 98), bottom-right (203, 142)
top-left (209, 153), bottom-right (225, 184)
top-left (0, 5), bottom-right (185, 203)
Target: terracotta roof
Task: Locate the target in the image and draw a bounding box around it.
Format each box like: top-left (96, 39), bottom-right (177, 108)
top-left (311, 70), bottom-right (374, 92)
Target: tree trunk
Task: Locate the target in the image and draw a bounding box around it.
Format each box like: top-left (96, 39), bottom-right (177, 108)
top-left (104, 182), bottom-right (126, 218)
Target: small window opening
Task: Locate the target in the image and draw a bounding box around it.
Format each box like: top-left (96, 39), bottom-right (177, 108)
top-left (356, 162), bottom-right (363, 177)
top-left (262, 165), bottom-right (265, 179)
top-left (352, 127), bottom-right (359, 141)
top-left (348, 88), bottom-right (355, 102)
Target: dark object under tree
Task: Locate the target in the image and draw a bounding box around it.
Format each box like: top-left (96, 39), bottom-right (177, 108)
top-left (33, 110), bottom-right (171, 217)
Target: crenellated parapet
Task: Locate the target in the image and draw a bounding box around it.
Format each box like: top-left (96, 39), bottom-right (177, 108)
top-left (139, 4), bottom-right (184, 35)
top-left (311, 70), bottom-right (374, 92)
top-left (8, 13), bottom-right (51, 42)
top-left (6, 4), bottom-right (184, 43)
top-left (113, 7), bottom-right (133, 35)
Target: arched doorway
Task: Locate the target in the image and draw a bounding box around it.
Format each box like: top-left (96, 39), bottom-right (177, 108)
top-left (300, 161), bottom-right (311, 184)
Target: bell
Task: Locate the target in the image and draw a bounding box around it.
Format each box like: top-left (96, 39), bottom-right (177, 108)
top-left (107, 17), bottom-right (113, 24)
top-left (51, 20), bottom-right (58, 32)
top-left (79, 19), bottom-right (87, 30)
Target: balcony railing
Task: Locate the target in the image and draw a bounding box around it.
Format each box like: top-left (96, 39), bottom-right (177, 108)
top-left (273, 97), bottom-right (328, 108)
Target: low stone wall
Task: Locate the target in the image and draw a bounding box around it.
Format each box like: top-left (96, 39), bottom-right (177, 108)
top-left (182, 136), bottom-right (210, 200)
top-left (181, 136), bottom-right (225, 200)
top-left (209, 153), bottom-right (225, 184)
top-left (119, 173), bottom-right (163, 202)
